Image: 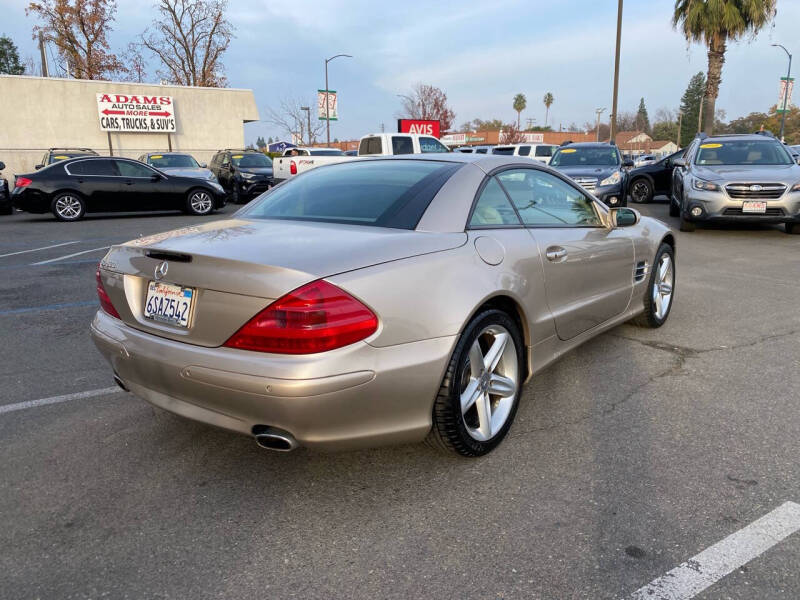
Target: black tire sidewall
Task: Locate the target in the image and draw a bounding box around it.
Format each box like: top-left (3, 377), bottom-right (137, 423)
top-left (630, 178), bottom-right (652, 204)
top-left (51, 192), bottom-right (85, 221)
top-left (441, 309), bottom-right (525, 456)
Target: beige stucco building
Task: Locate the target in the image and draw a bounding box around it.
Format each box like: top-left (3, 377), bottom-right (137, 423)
top-left (0, 75), bottom-right (259, 176)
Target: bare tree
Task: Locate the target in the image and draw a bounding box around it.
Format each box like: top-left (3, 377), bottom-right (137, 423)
top-left (399, 84), bottom-right (456, 133)
top-left (614, 110), bottom-right (639, 132)
top-left (121, 42), bottom-right (147, 82)
top-left (500, 122), bottom-right (525, 144)
top-left (264, 97), bottom-right (325, 145)
top-left (27, 0), bottom-right (124, 79)
top-left (654, 107), bottom-right (677, 124)
top-left (141, 0), bottom-right (233, 87)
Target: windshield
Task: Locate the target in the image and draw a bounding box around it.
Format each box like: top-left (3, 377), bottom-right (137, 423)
top-left (231, 153), bottom-right (273, 168)
top-left (49, 153), bottom-right (91, 163)
top-left (550, 147), bottom-right (621, 167)
top-left (694, 140), bottom-right (793, 166)
top-left (241, 160), bottom-right (460, 229)
top-left (148, 154), bottom-right (199, 168)
top-left (309, 149), bottom-right (345, 156)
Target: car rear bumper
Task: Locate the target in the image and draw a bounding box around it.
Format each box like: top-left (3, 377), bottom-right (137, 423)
top-left (90, 310), bottom-right (456, 451)
top-left (10, 188), bottom-right (50, 213)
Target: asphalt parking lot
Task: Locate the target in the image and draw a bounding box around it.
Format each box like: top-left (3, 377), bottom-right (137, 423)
top-left (1, 199), bottom-right (799, 599)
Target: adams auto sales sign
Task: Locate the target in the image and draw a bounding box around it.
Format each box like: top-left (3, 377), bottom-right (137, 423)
top-left (96, 93), bottom-right (176, 132)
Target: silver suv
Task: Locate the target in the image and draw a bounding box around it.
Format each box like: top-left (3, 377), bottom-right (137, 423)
top-left (671, 132), bottom-right (800, 234)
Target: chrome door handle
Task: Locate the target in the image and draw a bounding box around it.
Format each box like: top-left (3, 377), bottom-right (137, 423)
top-left (546, 246), bottom-right (567, 261)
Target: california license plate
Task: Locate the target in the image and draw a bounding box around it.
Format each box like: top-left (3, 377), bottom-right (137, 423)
top-left (742, 201), bottom-right (767, 214)
top-left (144, 281), bottom-right (194, 327)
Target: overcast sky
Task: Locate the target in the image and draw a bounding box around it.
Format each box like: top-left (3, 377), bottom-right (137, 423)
top-left (2, 0), bottom-right (797, 145)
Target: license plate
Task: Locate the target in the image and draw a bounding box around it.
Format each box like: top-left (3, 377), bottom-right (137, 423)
top-left (144, 281), bottom-right (194, 327)
top-left (742, 201), bottom-right (767, 214)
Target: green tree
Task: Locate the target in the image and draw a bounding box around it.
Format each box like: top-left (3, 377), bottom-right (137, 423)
top-left (652, 121), bottom-right (678, 142)
top-left (636, 97), bottom-right (651, 133)
top-left (679, 72), bottom-right (706, 146)
top-left (471, 118), bottom-right (504, 130)
top-left (255, 136), bottom-right (266, 150)
top-left (267, 136), bottom-right (273, 144)
top-left (512, 93), bottom-right (527, 130)
top-left (673, 0), bottom-right (776, 136)
top-left (0, 35), bottom-right (25, 74)
top-left (543, 92), bottom-right (554, 127)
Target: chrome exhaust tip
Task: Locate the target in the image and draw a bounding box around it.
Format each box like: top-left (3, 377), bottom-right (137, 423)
top-left (253, 426), bottom-right (298, 452)
top-left (113, 374), bottom-right (129, 392)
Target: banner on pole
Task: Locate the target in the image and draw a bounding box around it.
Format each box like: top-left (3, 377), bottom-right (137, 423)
top-left (777, 77), bottom-right (794, 113)
top-left (318, 90), bottom-right (338, 121)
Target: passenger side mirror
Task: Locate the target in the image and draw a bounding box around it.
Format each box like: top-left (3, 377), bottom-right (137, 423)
top-left (0, 161), bottom-right (5, 171)
top-left (623, 159), bottom-right (634, 168)
top-left (672, 157), bottom-right (686, 167)
top-left (609, 207), bottom-right (640, 228)
top-left (35, 164), bottom-right (44, 170)
top-left (199, 162), bottom-right (207, 168)
top-left (150, 173), bottom-right (160, 182)
top-left (795, 156), bottom-right (800, 166)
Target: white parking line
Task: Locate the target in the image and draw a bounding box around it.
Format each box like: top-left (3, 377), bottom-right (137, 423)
top-left (0, 241), bottom-right (79, 259)
top-left (631, 501), bottom-right (800, 599)
top-left (0, 386), bottom-right (121, 415)
top-left (32, 246), bottom-right (110, 265)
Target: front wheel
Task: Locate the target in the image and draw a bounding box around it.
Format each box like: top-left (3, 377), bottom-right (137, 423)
top-left (630, 178), bottom-right (653, 204)
top-left (631, 242), bottom-right (675, 328)
top-left (186, 189), bottom-right (214, 216)
top-left (427, 309), bottom-right (524, 457)
top-left (52, 192), bottom-right (86, 221)
top-left (785, 222), bottom-right (800, 235)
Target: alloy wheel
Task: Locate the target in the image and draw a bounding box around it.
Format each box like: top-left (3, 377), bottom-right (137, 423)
top-left (631, 180), bottom-right (650, 203)
top-left (55, 195), bottom-right (82, 219)
top-left (652, 253), bottom-right (674, 320)
top-left (190, 191), bottom-right (213, 214)
top-left (459, 325), bottom-right (519, 442)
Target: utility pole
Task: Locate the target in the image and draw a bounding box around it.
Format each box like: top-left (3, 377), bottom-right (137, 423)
top-left (772, 44), bottom-right (793, 142)
top-left (38, 31), bottom-right (49, 77)
top-left (300, 106), bottom-right (311, 145)
top-left (609, 0), bottom-right (623, 141)
top-left (324, 54), bottom-right (352, 145)
top-left (595, 108), bottom-right (606, 142)
top-left (676, 111), bottom-right (683, 147)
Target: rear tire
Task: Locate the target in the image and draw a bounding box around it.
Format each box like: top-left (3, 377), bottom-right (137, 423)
top-left (630, 178), bottom-right (653, 204)
top-left (785, 222), bottom-right (800, 234)
top-left (186, 189), bottom-right (214, 216)
top-left (426, 309), bottom-right (524, 457)
top-left (51, 192), bottom-right (86, 221)
top-left (0, 205), bottom-right (12, 216)
top-left (631, 242), bottom-right (675, 328)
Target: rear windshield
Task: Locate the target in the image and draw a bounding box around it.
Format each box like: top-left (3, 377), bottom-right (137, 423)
top-left (492, 147), bottom-right (515, 155)
top-left (550, 147), bottom-right (621, 167)
top-left (148, 154), bottom-right (199, 168)
top-left (231, 153), bottom-right (272, 167)
top-left (694, 140), bottom-right (793, 166)
top-left (241, 160), bottom-right (461, 229)
top-left (534, 145), bottom-right (555, 157)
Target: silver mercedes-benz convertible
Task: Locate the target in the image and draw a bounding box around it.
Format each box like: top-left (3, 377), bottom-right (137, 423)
top-left (92, 154), bottom-right (676, 457)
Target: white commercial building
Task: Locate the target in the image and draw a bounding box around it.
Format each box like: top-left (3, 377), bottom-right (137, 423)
top-left (0, 75), bottom-right (259, 176)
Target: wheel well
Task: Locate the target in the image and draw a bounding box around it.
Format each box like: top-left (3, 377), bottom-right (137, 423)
top-left (661, 233), bottom-right (676, 253)
top-left (468, 295), bottom-right (531, 380)
top-left (631, 174), bottom-right (653, 187)
top-left (52, 188), bottom-right (85, 200)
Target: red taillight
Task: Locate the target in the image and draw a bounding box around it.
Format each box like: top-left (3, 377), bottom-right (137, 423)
top-left (224, 280), bottom-right (378, 354)
top-left (15, 177), bottom-right (32, 188)
top-left (290, 160), bottom-right (297, 175)
top-left (96, 268), bottom-right (121, 319)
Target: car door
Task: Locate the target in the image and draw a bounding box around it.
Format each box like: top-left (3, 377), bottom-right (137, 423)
top-left (64, 158), bottom-right (120, 211)
top-left (497, 168), bottom-right (634, 340)
top-left (217, 152), bottom-right (233, 191)
top-left (653, 150), bottom-right (680, 194)
top-left (113, 159), bottom-right (167, 211)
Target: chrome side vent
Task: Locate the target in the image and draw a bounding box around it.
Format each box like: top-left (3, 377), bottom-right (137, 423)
top-left (634, 261), bottom-right (648, 282)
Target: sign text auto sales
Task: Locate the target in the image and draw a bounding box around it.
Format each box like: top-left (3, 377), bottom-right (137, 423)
top-left (96, 93), bottom-right (176, 132)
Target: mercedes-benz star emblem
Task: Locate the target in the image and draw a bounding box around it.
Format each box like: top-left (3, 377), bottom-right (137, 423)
top-left (154, 261), bottom-right (169, 280)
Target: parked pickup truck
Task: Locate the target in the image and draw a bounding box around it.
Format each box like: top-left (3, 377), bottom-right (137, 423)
top-left (272, 147), bottom-right (352, 183)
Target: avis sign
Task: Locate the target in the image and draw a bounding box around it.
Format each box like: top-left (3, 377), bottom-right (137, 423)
top-left (397, 119), bottom-right (441, 138)
top-left (96, 93), bottom-right (176, 132)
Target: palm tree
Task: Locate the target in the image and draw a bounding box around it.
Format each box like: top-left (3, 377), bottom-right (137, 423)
top-left (543, 92), bottom-right (554, 127)
top-left (673, 0), bottom-right (775, 136)
top-left (513, 93), bottom-right (527, 129)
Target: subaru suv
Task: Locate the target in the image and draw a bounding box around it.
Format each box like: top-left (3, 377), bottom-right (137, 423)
top-left (549, 142), bottom-right (634, 207)
top-left (671, 132), bottom-right (800, 233)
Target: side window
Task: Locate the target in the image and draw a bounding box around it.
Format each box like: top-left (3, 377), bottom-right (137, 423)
top-left (497, 169), bottom-right (602, 227)
top-left (535, 146), bottom-right (554, 157)
top-left (116, 161), bottom-right (155, 177)
top-left (469, 178), bottom-right (521, 227)
top-left (221, 153), bottom-right (230, 167)
top-left (392, 136), bottom-right (413, 155)
top-left (359, 137), bottom-right (383, 155)
top-left (67, 159), bottom-right (117, 176)
top-left (419, 137), bottom-right (448, 153)
top-left (518, 146), bottom-right (531, 156)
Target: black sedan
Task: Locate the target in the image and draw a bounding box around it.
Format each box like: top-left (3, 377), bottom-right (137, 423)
top-left (627, 148), bottom-right (684, 204)
top-left (0, 160), bottom-right (12, 215)
top-left (11, 157), bottom-right (226, 221)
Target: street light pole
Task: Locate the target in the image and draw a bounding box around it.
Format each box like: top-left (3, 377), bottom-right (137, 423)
top-left (609, 0), bottom-right (623, 141)
top-left (324, 54), bottom-right (352, 145)
top-left (595, 108), bottom-right (606, 142)
top-left (300, 106), bottom-right (311, 145)
top-left (772, 44), bottom-right (793, 142)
